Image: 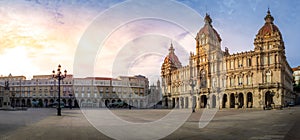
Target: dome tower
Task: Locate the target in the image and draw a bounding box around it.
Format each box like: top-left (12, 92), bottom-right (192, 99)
top-left (254, 9), bottom-right (284, 52)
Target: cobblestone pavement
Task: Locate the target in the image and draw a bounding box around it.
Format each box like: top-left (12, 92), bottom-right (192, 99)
top-left (0, 107), bottom-right (299, 140)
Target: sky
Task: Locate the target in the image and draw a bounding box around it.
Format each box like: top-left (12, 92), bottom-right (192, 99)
top-left (0, 0), bottom-right (299, 84)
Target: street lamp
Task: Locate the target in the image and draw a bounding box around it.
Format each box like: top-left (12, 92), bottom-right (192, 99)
top-left (11, 92), bottom-right (15, 108)
top-left (189, 77), bottom-right (196, 113)
top-left (52, 64), bottom-right (67, 116)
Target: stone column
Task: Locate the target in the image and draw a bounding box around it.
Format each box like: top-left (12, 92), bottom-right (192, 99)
top-left (197, 95), bottom-right (201, 109)
top-left (226, 95), bottom-right (230, 108)
top-left (244, 93), bottom-right (247, 108)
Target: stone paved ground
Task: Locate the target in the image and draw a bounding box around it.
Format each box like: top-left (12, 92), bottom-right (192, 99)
top-left (0, 107), bottom-right (299, 140)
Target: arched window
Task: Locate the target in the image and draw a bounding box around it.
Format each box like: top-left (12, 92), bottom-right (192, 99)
top-left (266, 70), bottom-right (271, 83)
top-left (238, 76), bottom-right (243, 86)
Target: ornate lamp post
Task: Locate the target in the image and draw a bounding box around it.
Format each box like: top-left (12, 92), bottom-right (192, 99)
top-left (52, 64), bottom-right (67, 116)
top-left (189, 77), bottom-right (196, 113)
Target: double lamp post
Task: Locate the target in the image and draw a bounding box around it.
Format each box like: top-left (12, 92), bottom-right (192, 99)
top-left (52, 64), bottom-right (67, 116)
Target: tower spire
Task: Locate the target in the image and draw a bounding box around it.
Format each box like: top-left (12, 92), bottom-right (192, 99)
top-left (264, 8), bottom-right (274, 23)
top-left (204, 13), bottom-right (212, 25)
top-left (169, 42), bottom-right (175, 54)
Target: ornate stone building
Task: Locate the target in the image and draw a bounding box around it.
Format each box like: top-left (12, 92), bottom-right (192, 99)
top-left (0, 74), bottom-right (149, 108)
top-left (161, 10), bottom-right (294, 109)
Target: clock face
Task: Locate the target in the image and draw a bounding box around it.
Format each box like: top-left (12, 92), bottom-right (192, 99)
top-left (201, 33), bottom-right (205, 38)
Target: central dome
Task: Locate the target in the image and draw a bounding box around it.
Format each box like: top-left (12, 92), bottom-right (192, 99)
top-left (196, 13), bottom-right (221, 42)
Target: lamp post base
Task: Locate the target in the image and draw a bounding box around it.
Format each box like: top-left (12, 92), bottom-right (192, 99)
top-left (57, 108), bottom-right (61, 116)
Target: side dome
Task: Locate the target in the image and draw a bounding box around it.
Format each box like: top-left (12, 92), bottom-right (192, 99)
top-left (256, 9), bottom-right (282, 39)
top-left (161, 43), bottom-right (182, 71)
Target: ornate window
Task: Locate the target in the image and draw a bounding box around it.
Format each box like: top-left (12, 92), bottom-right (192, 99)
top-left (212, 78), bottom-right (216, 88)
top-left (238, 59), bottom-right (243, 68)
top-left (230, 77), bottom-right (235, 87)
top-left (246, 75), bottom-right (252, 85)
top-left (264, 56), bottom-right (268, 65)
top-left (247, 58), bottom-right (252, 67)
top-left (200, 70), bottom-right (207, 88)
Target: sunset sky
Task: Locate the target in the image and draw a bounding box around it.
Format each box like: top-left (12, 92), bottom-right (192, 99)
top-left (0, 0), bottom-right (299, 84)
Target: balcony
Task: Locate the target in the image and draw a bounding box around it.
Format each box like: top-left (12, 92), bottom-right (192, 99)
top-left (258, 83), bottom-right (279, 89)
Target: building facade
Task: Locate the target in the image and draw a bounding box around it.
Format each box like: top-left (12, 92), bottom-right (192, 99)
top-left (0, 74), bottom-right (150, 108)
top-left (293, 66), bottom-right (300, 85)
top-left (161, 10), bottom-right (294, 109)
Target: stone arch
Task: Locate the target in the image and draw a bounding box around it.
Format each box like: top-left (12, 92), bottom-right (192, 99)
top-left (74, 99), bottom-right (79, 108)
top-left (15, 99), bottom-right (20, 107)
top-left (21, 99), bottom-right (26, 107)
top-left (265, 91), bottom-right (274, 108)
top-left (238, 93), bottom-right (244, 108)
top-left (44, 99), bottom-right (48, 107)
top-left (50, 99), bottom-right (54, 104)
top-left (222, 94), bottom-right (228, 108)
top-left (165, 97), bottom-right (168, 107)
top-left (200, 95), bottom-right (207, 108)
top-left (27, 99), bottom-right (31, 107)
top-left (247, 92), bottom-right (253, 108)
top-left (230, 93), bottom-right (235, 108)
top-left (68, 99), bottom-right (72, 107)
top-left (62, 99), bottom-right (67, 105)
top-left (38, 99), bottom-right (43, 107)
top-left (172, 98), bottom-right (176, 108)
top-left (105, 99), bottom-right (110, 107)
top-left (32, 99), bottom-right (37, 107)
